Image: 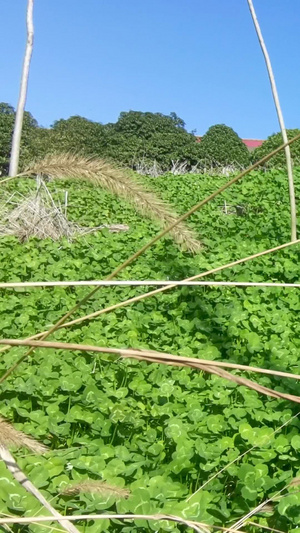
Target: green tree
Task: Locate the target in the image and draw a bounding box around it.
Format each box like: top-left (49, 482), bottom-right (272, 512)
top-left (252, 129), bottom-right (300, 168)
top-left (198, 124), bottom-right (250, 167)
top-left (50, 115), bottom-right (107, 157)
top-left (102, 110), bottom-right (201, 169)
top-left (0, 103), bottom-right (38, 175)
top-left (18, 116), bottom-right (109, 168)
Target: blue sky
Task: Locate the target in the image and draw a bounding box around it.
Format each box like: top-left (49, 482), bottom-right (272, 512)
top-left (1, 1), bottom-right (299, 139)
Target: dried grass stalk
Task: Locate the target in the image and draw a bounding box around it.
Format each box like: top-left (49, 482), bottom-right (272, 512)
top-left (289, 477), bottom-right (300, 488)
top-left (21, 153), bottom-right (201, 253)
top-left (2, 338), bottom-right (300, 404)
top-left (0, 512), bottom-right (214, 533)
top-left (0, 181), bottom-right (81, 242)
top-left (0, 445), bottom-right (80, 533)
top-left (0, 416), bottom-right (47, 453)
top-left (0, 180), bottom-right (128, 242)
top-left (62, 480), bottom-right (130, 498)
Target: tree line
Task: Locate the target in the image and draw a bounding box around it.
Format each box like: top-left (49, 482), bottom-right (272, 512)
top-left (1, 102), bottom-right (300, 176)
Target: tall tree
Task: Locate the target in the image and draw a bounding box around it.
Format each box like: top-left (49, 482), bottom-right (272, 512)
top-left (9, 0), bottom-right (34, 177)
top-left (247, 0), bottom-right (297, 241)
top-left (0, 103), bottom-right (38, 175)
top-left (102, 111), bottom-right (200, 169)
top-left (198, 124), bottom-right (250, 167)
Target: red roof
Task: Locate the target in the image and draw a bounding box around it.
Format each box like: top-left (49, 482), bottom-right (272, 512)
top-left (242, 139), bottom-right (264, 149)
top-left (195, 136), bottom-right (264, 150)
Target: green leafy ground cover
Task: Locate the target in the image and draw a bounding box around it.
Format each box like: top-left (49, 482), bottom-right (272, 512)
top-left (1, 169), bottom-right (300, 531)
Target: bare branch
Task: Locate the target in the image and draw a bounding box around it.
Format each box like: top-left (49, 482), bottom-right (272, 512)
top-left (9, 0), bottom-right (34, 177)
top-left (247, 0), bottom-right (297, 240)
top-left (0, 446), bottom-right (80, 533)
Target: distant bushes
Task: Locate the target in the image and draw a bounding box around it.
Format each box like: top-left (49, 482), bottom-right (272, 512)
top-left (7, 102), bottom-right (299, 175)
top-left (252, 129), bottom-right (300, 168)
top-left (197, 124), bottom-right (250, 167)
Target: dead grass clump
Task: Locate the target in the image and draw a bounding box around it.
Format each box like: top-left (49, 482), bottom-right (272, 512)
top-left (0, 179), bottom-right (81, 242)
top-left (21, 153), bottom-right (202, 253)
top-left (0, 179), bottom-right (129, 242)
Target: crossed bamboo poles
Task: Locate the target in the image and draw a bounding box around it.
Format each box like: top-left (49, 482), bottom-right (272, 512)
top-left (1, 134), bottom-right (300, 533)
top-left (1, 133), bottom-right (300, 389)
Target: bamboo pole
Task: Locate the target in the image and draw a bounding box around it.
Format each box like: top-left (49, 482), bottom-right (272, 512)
top-left (247, 0), bottom-right (297, 241)
top-left (2, 134), bottom-right (300, 382)
top-left (0, 446), bottom-right (80, 533)
top-left (1, 280), bottom-right (300, 289)
top-left (9, 0), bottom-right (34, 177)
top-left (2, 338), bottom-right (300, 404)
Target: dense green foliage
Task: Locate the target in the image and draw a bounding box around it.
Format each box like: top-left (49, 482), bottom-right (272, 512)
top-left (0, 103), bottom-right (38, 175)
top-left (32, 116), bottom-right (108, 160)
top-left (0, 104), bottom-right (202, 173)
top-left (252, 129), bottom-right (300, 168)
top-left (198, 124), bottom-right (250, 167)
top-left (2, 104), bottom-right (255, 174)
top-left (1, 167), bottom-right (300, 531)
top-left (101, 111), bottom-right (201, 169)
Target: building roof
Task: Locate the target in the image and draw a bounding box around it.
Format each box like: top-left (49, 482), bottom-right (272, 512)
top-left (242, 139), bottom-right (264, 149)
top-left (195, 136), bottom-right (264, 151)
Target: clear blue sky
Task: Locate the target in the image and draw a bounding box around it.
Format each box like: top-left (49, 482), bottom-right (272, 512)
top-left (1, 1), bottom-right (299, 139)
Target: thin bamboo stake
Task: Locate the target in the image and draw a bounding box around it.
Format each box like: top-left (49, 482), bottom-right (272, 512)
top-left (0, 446), bottom-right (80, 533)
top-left (9, 0), bottom-right (34, 177)
top-left (2, 134), bottom-right (300, 382)
top-left (186, 409), bottom-right (300, 501)
top-left (2, 337), bottom-right (300, 381)
top-left (1, 280), bottom-right (300, 289)
top-left (1, 338), bottom-right (300, 404)
top-left (247, 0), bottom-right (297, 241)
top-left (0, 239), bottom-right (299, 365)
top-left (0, 513), bottom-right (244, 532)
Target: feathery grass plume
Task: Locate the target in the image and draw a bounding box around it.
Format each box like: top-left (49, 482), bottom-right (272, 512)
top-left (62, 480), bottom-right (130, 498)
top-left (258, 503), bottom-right (273, 514)
top-left (0, 416), bottom-right (47, 454)
top-left (21, 153), bottom-right (201, 253)
top-left (289, 477), bottom-right (300, 488)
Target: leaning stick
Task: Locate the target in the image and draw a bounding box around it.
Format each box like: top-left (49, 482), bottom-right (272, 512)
top-left (1, 339), bottom-right (300, 404)
top-left (0, 446), bottom-right (80, 533)
top-left (0, 280), bottom-right (300, 289)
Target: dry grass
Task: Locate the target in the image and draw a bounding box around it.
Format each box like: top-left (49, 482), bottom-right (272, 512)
top-left (0, 180), bottom-right (80, 242)
top-left (21, 153), bottom-right (202, 253)
top-left (0, 416), bottom-right (47, 453)
top-left (2, 338), bottom-right (300, 404)
top-left (0, 179), bottom-right (129, 242)
top-left (62, 480), bottom-right (130, 498)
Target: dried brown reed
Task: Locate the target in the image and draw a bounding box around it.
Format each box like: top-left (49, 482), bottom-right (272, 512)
top-left (0, 512), bottom-right (240, 532)
top-left (21, 153), bottom-right (202, 253)
top-left (62, 480), bottom-right (130, 498)
top-left (0, 416), bottom-right (47, 453)
top-left (0, 180), bottom-right (80, 242)
top-left (1, 338), bottom-right (300, 404)
top-left (0, 180), bottom-right (130, 242)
